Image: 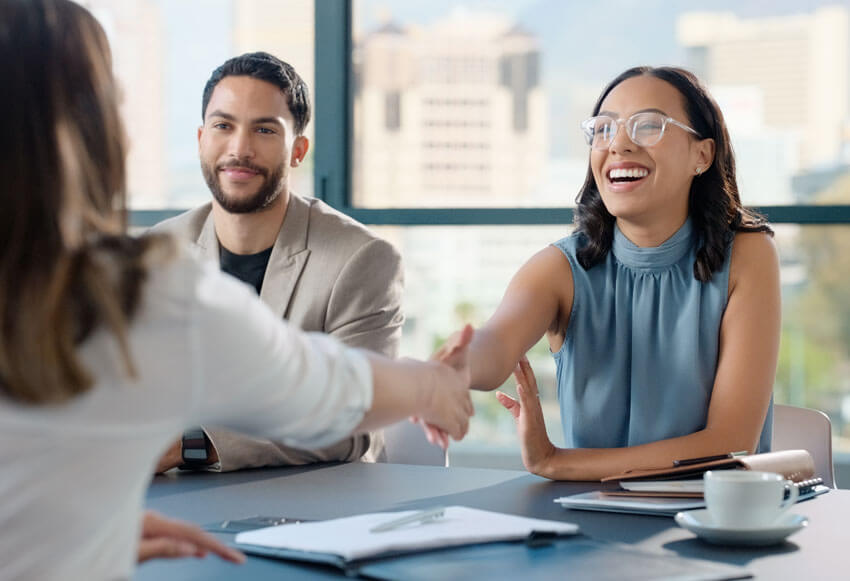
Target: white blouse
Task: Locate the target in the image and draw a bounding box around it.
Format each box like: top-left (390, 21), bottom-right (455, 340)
top-left (0, 249), bottom-right (372, 581)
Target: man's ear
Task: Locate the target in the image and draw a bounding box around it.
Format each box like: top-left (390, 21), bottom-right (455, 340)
top-left (291, 135), bottom-right (310, 167)
top-left (197, 126), bottom-right (204, 152)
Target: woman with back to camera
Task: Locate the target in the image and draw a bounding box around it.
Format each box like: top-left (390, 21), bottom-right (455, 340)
top-left (0, 1), bottom-right (475, 579)
top-left (433, 66), bottom-right (780, 481)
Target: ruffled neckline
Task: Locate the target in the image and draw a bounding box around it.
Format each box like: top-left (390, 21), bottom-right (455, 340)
top-left (612, 218), bottom-right (694, 269)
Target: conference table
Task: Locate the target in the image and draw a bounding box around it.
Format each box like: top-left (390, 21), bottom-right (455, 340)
top-left (138, 462), bottom-right (849, 580)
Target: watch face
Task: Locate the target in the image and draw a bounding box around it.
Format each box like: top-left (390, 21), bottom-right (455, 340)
top-left (183, 448), bottom-right (208, 461)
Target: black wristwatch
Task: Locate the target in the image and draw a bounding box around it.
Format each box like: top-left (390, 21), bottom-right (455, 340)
top-left (180, 427), bottom-right (211, 468)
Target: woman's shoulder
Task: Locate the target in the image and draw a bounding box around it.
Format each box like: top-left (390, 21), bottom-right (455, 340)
top-left (551, 230), bottom-right (586, 257)
top-left (728, 230), bottom-right (779, 289)
top-left (730, 230), bottom-right (778, 265)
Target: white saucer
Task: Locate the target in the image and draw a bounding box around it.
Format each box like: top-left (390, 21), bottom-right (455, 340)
top-left (674, 509), bottom-right (808, 547)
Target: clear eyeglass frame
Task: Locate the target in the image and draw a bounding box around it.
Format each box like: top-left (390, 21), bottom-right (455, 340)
top-left (580, 112), bottom-right (701, 150)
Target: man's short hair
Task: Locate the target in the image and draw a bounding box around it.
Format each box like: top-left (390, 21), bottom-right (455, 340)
top-left (201, 51), bottom-right (311, 135)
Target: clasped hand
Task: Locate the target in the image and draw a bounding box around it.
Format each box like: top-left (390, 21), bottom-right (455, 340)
top-left (411, 324), bottom-right (475, 449)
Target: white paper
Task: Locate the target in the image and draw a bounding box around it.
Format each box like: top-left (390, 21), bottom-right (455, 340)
top-left (235, 506), bottom-right (579, 561)
top-left (620, 480), bottom-right (705, 493)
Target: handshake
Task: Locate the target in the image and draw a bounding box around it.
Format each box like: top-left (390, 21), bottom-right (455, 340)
top-left (408, 324), bottom-right (477, 450)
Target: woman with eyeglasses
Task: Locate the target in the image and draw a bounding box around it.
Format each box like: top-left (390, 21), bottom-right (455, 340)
top-left (433, 66), bottom-right (779, 481)
top-left (0, 1), bottom-right (475, 578)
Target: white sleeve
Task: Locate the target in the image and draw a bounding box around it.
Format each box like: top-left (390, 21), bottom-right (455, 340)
top-left (188, 262), bottom-right (373, 449)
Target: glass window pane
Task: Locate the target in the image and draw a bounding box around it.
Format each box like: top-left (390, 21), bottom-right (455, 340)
top-left (774, 224), bottom-right (850, 457)
top-left (353, 1), bottom-right (850, 208)
top-left (83, 0), bottom-right (315, 209)
top-left (376, 224), bottom-right (850, 467)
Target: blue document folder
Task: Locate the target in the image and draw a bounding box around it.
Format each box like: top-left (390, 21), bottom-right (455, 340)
top-left (357, 538), bottom-right (751, 581)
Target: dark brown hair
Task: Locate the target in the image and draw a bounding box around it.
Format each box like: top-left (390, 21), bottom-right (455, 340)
top-left (0, 0), bottom-right (172, 404)
top-left (202, 51), bottom-right (311, 135)
top-left (574, 66), bottom-right (772, 282)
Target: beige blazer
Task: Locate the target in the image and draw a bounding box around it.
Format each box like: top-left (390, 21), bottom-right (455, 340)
top-left (154, 193), bottom-right (404, 471)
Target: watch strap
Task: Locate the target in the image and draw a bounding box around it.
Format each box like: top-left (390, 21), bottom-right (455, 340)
top-left (181, 427), bottom-right (210, 466)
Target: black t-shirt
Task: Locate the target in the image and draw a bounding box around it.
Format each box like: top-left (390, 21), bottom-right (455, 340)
top-left (219, 245), bottom-right (273, 295)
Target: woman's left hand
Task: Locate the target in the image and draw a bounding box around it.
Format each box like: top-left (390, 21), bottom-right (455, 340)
top-left (137, 510), bottom-right (245, 564)
top-left (496, 357), bottom-right (557, 477)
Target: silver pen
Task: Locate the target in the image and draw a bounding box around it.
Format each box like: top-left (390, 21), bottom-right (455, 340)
top-left (369, 507), bottom-right (446, 533)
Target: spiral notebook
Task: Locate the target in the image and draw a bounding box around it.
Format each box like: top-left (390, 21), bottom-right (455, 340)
top-left (617, 476), bottom-right (827, 498)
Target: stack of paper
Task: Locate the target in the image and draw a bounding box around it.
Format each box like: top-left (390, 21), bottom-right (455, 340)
top-left (620, 479), bottom-right (704, 494)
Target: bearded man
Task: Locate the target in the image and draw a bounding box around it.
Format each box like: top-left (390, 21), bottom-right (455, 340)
top-left (153, 52), bottom-right (404, 472)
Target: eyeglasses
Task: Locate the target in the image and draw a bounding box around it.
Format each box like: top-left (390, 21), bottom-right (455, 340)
top-left (580, 112), bottom-right (701, 150)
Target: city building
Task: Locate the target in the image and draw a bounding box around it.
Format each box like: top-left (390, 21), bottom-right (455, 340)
top-left (85, 0), bottom-right (167, 209)
top-left (677, 5), bottom-right (850, 171)
top-left (233, 0), bottom-right (315, 198)
top-left (354, 9), bottom-right (547, 207)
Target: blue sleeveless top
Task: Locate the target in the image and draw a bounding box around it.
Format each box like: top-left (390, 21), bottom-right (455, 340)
top-left (551, 219), bottom-right (772, 453)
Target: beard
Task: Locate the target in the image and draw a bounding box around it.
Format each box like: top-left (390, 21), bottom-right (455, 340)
top-left (201, 158), bottom-right (285, 214)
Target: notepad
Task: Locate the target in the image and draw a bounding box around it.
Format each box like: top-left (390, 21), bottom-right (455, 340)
top-left (234, 506), bottom-right (579, 564)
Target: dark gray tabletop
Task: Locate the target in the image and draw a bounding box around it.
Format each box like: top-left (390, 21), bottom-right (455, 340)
top-left (138, 462), bottom-right (849, 579)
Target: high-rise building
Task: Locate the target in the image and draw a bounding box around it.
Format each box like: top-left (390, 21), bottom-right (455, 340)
top-left (354, 9), bottom-right (547, 207)
top-left (677, 6), bottom-right (850, 170)
top-left (233, 0), bottom-right (315, 198)
top-left (85, 0), bottom-right (167, 209)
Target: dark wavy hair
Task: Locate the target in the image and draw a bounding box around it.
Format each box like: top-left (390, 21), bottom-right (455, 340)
top-left (574, 66), bottom-right (772, 282)
top-left (202, 51), bottom-right (311, 135)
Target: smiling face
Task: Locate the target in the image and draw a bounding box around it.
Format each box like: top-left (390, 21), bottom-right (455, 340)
top-left (590, 75), bottom-right (714, 233)
top-left (198, 75), bottom-right (308, 214)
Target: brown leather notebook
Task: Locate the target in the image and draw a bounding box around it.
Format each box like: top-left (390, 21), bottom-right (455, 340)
top-left (601, 449), bottom-right (815, 484)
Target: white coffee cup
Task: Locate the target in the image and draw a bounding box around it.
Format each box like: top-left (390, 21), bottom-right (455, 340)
top-left (703, 470), bottom-right (798, 529)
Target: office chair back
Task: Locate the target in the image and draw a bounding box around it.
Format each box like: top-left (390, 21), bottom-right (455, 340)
top-left (382, 420), bottom-right (448, 466)
top-left (772, 404), bottom-right (836, 488)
